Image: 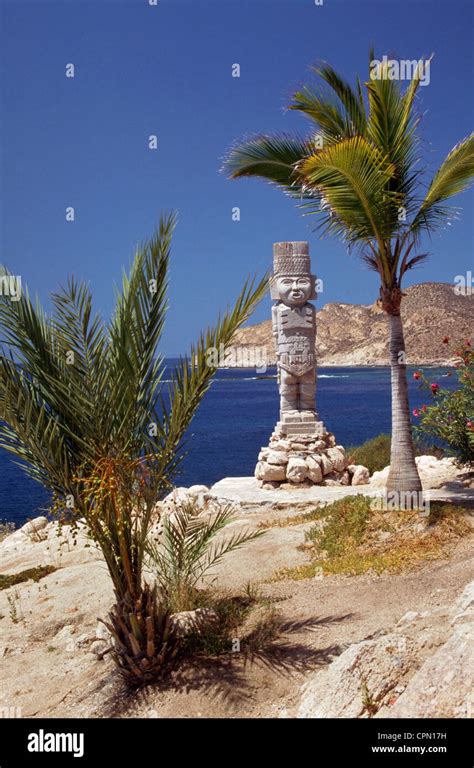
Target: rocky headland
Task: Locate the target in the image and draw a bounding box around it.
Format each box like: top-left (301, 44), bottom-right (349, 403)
top-left (230, 283), bottom-right (473, 367)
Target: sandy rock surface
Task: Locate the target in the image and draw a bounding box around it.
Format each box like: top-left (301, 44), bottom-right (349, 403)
top-left (0, 474), bottom-right (472, 719)
top-left (297, 579), bottom-right (474, 719)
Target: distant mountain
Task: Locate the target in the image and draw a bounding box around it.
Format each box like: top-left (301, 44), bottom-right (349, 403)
top-left (231, 283), bottom-right (473, 367)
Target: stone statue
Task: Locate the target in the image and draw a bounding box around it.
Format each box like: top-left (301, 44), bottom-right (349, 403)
top-left (271, 242), bottom-right (320, 436)
top-left (254, 241), bottom-right (353, 487)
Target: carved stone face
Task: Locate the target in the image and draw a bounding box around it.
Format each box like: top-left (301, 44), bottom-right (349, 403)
top-left (275, 275), bottom-right (312, 307)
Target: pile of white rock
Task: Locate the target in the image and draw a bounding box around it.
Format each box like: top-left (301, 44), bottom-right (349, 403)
top-left (255, 431), bottom-right (370, 489)
top-left (150, 484), bottom-right (222, 538)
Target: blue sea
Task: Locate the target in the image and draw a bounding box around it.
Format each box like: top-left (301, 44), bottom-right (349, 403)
top-left (0, 364), bottom-right (457, 527)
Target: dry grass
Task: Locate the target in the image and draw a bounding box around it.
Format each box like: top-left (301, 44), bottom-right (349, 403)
top-left (258, 507), bottom-right (328, 529)
top-left (0, 565), bottom-right (57, 591)
top-left (270, 498), bottom-right (472, 581)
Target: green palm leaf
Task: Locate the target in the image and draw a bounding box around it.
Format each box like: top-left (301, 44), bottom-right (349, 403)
top-left (312, 62), bottom-right (367, 135)
top-left (222, 134), bottom-right (316, 193)
top-left (411, 133), bottom-right (474, 235)
top-left (365, 56), bottom-right (426, 203)
top-left (297, 136), bottom-right (397, 251)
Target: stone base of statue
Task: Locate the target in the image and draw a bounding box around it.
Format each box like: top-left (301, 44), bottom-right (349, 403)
top-left (276, 410), bottom-right (325, 437)
top-left (255, 410), bottom-right (362, 488)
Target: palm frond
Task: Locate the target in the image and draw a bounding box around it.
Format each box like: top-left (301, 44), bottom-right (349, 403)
top-left (411, 133), bottom-right (474, 235)
top-left (360, 249), bottom-right (383, 275)
top-left (297, 136), bottom-right (397, 249)
top-left (403, 252), bottom-right (429, 272)
top-left (222, 134), bottom-right (315, 193)
top-left (289, 86), bottom-right (350, 142)
top-left (365, 55), bottom-right (426, 201)
top-left (313, 62), bottom-right (367, 135)
top-left (107, 212), bottom-right (175, 452)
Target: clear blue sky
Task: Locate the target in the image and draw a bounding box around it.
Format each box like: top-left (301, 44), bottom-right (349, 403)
top-left (1, 0), bottom-right (473, 355)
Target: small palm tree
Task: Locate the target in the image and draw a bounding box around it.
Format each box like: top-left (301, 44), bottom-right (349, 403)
top-left (0, 212), bottom-right (267, 683)
top-left (223, 52), bottom-right (474, 495)
top-left (146, 501), bottom-right (263, 613)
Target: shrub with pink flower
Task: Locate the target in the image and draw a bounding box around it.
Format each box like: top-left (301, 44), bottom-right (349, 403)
top-left (414, 339), bottom-right (473, 464)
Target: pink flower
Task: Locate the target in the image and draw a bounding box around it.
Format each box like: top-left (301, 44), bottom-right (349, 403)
top-left (412, 408), bottom-right (420, 417)
top-left (413, 371), bottom-right (421, 380)
top-left (467, 421), bottom-right (473, 430)
top-left (431, 383), bottom-right (440, 393)
top-left (421, 404), bottom-right (427, 412)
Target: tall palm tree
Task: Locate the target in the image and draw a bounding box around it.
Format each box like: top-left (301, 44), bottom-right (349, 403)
top-left (223, 52), bottom-right (474, 495)
top-left (0, 212), bottom-right (267, 683)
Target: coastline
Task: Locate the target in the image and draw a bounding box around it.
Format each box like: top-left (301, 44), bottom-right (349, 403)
top-left (217, 361), bottom-right (458, 369)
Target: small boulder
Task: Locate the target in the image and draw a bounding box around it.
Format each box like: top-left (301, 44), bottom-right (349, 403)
top-left (319, 454), bottom-right (334, 476)
top-left (188, 485), bottom-right (209, 495)
top-left (327, 447), bottom-right (346, 472)
top-left (286, 457), bottom-right (309, 484)
top-left (273, 440), bottom-right (291, 452)
top-left (163, 487), bottom-right (188, 502)
top-left (313, 440), bottom-right (327, 451)
top-left (340, 470), bottom-right (351, 486)
top-left (370, 466), bottom-right (390, 487)
top-left (306, 456), bottom-right (323, 483)
top-left (350, 465), bottom-right (370, 486)
top-left (266, 451), bottom-right (289, 466)
top-left (255, 461), bottom-right (286, 482)
top-left (52, 625), bottom-right (78, 652)
top-left (20, 517), bottom-right (48, 538)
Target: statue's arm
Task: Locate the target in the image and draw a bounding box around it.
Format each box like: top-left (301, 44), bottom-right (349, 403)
top-left (271, 304), bottom-right (278, 336)
top-left (271, 304), bottom-right (279, 357)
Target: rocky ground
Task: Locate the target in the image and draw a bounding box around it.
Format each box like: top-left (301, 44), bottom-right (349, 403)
top-left (0, 457), bottom-right (473, 719)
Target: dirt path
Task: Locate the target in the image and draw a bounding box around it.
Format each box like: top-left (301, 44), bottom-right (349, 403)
top-left (118, 536), bottom-right (473, 718)
top-left (1, 514), bottom-right (472, 719)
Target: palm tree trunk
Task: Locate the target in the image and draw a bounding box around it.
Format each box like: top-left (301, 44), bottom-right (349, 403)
top-left (386, 312), bottom-right (423, 494)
